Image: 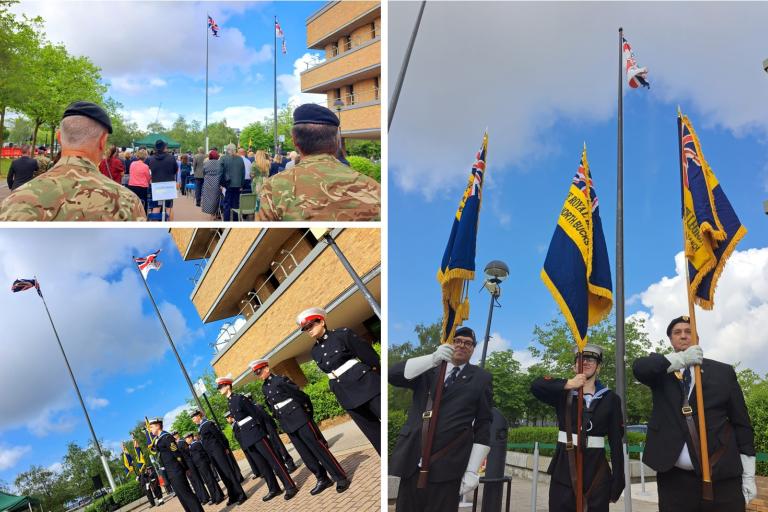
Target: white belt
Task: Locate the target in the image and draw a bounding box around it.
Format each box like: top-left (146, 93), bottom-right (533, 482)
top-left (274, 398), bottom-right (292, 410)
top-left (557, 431), bottom-right (605, 448)
top-left (326, 359), bottom-right (360, 379)
top-left (237, 416), bottom-right (253, 427)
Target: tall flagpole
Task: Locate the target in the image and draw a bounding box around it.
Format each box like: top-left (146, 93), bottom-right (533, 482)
top-left (35, 278), bottom-right (117, 492)
top-left (616, 27), bottom-right (632, 512)
top-left (388, 0), bottom-right (426, 130)
top-left (273, 16), bottom-right (278, 157)
top-left (205, 14), bottom-right (210, 153)
top-left (132, 261), bottom-right (205, 415)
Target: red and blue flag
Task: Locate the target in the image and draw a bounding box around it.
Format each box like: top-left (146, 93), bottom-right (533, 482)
top-left (12, 278), bottom-right (42, 297)
top-left (208, 15), bottom-right (219, 37)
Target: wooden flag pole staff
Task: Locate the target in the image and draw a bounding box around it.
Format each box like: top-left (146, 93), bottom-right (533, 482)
top-left (576, 350), bottom-right (585, 512)
top-left (676, 113), bottom-right (713, 500)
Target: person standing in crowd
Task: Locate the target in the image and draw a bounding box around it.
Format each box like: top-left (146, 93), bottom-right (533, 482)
top-left (242, 392), bottom-right (299, 474)
top-left (174, 431), bottom-right (209, 505)
top-left (389, 327), bottom-right (493, 512)
top-left (531, 344), bottom-right (626, 511)
top-left (33, 146), bottom-right (52, 178)
top-left (127, 148), bottom-right (151, 214)
top-left (257, 103), bottom-right (380, 221)
top-left (122, 148), bottom-right (136, 185)
top-left (98, 145), bottom-right (124, 183)
top-left (201, 149), bottom-right (222, 219)
top-left (238, 147), bottom-right (252, 193)
top-left (186, 432), bottom-right (225, 504)
top-left (192, 146), bottom-right (206, 206)
top-left (138, 466), bottom-right (164, 507)
top-left (179, 154), bottom-right (192, 196)
top-left (268, 154), bottom-right (284, 177)
top-left (297, 307), bottom-right (381, 454)
top-left (251, 149), bottom-right (270, 195)
top-left (284, 151), bottom-right (299, 170)
top-left (191, 409), bottom-right (247, 505)
top-left (147, 418), bottom-right (203, 512)
top-left (0, 101), bottom-right (146, 221)
top-left (225, 412), bottom-right (261, 480)
top-left (147, 139), bottom-right (178, 220)
top-left (633, 316), bottom-right (756, 511)
top-left (6, 144), bottom-right (38, 190)
top-left (252, 359), bottom-right (350, 495)
top-left (220, 143), bottom-right (244, 221)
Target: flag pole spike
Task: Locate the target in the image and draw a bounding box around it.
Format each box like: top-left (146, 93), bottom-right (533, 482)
top-left (677, 105), bottom-right (682, 117)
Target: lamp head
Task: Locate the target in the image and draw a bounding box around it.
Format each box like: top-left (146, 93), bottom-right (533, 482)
top-left (484, 260), bottom-right (509, 282)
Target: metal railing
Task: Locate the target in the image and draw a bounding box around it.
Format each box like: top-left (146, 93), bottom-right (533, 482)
top-left (189, 229), bottom-right (224, 285)
top-left (326, 87), bottom-right (381, 110)
top-left (320, 29), bottom-right (379, 63)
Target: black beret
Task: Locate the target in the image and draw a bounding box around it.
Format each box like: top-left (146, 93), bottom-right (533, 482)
top-left (666, 316), bottom-right (691, 337)
top-left (293, 103), bottom-right (340, 127)
top-left (454, 327), bottom-right (477, 345)
top-left (62, 101), bottom-right (113, 134)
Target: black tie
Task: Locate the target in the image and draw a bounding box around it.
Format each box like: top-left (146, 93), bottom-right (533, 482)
top-left (444, 366), bottom-right (460, 389)
top-left (683, 367), bottom-right (692, 395)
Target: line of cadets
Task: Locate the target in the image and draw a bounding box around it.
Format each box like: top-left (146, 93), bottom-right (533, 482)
top-left (145, 306), bottom-right (381, 511)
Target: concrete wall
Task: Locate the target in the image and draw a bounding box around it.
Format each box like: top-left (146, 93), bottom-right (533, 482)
top-left (306, 2), bottom-right (379, 47)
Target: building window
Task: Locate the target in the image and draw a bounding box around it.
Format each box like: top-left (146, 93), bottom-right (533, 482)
top-left (269, 229), bottom-right (319, 285)
top-left (344, 35), bottom-right (352, 52)
top-left (371, 22), bottom-right (377, 39)
top-left (374, 77), bottom-right (379, 101)
top-left (330, 44), bottom-right (339, 58)
top-left (347, 84), bottom-right (355, 106)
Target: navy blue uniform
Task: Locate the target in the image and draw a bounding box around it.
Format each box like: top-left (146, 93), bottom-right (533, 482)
top-left (152, 432), bottom-right (203, 512)
top-left (198, 419), bottom-right (246, 503)
top-left (176, 438), bottom-right (208, 503)
top-left (188, 439), bottom-right (224, 502)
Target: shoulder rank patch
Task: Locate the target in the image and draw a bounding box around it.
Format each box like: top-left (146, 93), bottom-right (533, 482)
top-left (170, 442), bottom-right (178, 451)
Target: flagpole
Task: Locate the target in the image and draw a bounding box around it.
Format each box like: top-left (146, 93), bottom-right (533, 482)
top-left (205, 14), bottom-right (210, 153)
top-left (676, 113), bottom-right (713, 500)
top-left (273, 15), bottom-right (278, 157)
top-left (617, 27), bottom-right (632, 512)
top-left (388, 0), bottom-right (426, 130)
top-left (35, 278), bottom-right (117, 492)
top-left (576, 350), bottom-right (584, 512)
top-left (132, 260), bottom-right (206, 414)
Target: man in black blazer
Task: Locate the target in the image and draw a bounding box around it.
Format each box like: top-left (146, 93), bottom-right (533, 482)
top-left (185, 432), bottom-right (225, 504)
top-left (389, 326), bottom-right (493, 512)
top-left (632, 315), bottom-right (756, 511)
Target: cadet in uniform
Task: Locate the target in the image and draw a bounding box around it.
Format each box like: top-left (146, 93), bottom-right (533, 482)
top-left (390, 327), bottom-right (492, 512)
top-left (633, 316), bottom-right (756, 511)
top-left (243, 392), bottom-right (299, 474)
top-left (217, 375), bottom-right (299, 501)
top-left (252, 359), bottom-right (351, 494)
top-left (531, 344), bottom-right (626, 511)
top-left (257, 103), bottom-right (380, 221)
top-left (138, 467), bottom-right (163, 507)
top-left (185, 432), bottom-right (224, 504)
top-left (190, 410), bottom-right (247, 505)
top-left (173, 431), bottom-right (209, 505)
top-left (0, 101), bottom-right (146, 221)
top-left (147, 418), bottom-right (203, 512)
top-left (33, 146), bottom-right (52, 178)
top-left (297, 307), bottom-right (381, 454)
top-left (225, 412), bottom-right (262, 480)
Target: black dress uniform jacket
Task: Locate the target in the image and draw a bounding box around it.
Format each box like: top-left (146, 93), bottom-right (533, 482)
top-left (530, 377), bottom-right (625, 502)
top-left (227, 393), bottom-right (271, 448)
top-left (632, 354), bottom-right (755, 480)
top-left (153, 432), bottom-right (203, 512)
top-left (389, 361), bottom-right (492, 483)
top-left (262, 373), bottom-right (313, 433)
top-left (312, 328), bottom-right (380, 409)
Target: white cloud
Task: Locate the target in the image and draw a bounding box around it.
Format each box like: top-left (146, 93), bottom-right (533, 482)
top-left (47, 461), bottom-right (63, 474)
top-left (109, 76), bottom-right (168, 95)
top-left (629, 248), bottom-right (768, 373)
top-left (126, 380), bottom-right (152, 394)
top-left (210, 106), bottom-right (274, 130)
top-left (389, 2), bottom-right (768, 196)
top-left (87, 397), bottom-right (109, 410)
top-left (208, 85), bottom-right (224, 95)
top-left (0, 229), bottom-right (198, 435)
top-left (163, 403), bottom-right (192, 429)
top-left (191, 356), bottom-right (203, 369)
top-left (120, 107), bottom-right (181, 131)
top-left (0, 445), bottom-right (31, 471)
top-left (279, 53), bottom-right (328, 107)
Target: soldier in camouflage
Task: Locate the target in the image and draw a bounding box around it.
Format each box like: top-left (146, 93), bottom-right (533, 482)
top-left (0, 101), bottom-right (146, 221)
top-left (257, 103), bottom-right (380, 221)
top-left (33, 147), bottom-right (52, 178)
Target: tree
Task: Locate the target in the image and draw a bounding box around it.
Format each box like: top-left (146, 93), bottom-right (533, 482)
top-left (346, 139), bottom-right (381, 159)
top-left (206, 120), bottom-right (238, 152)
top-left (103, 97), bottom-right (142, 148)
top-left (239, 104), bottom-right (296, 153)
top-left (484, 349), bottom-right (529, 425)
top-left (145, 120), bottom-right (167, 134)
top-left (14, 465), bottom-right (66, 510)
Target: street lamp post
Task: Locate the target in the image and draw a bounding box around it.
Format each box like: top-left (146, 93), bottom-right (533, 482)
top-left (333, 98), bottom-right (345, 154)
top-left (479, 260), bottom-right (509, 368)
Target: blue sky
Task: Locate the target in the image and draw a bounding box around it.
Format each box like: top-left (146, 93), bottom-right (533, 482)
top-left (0, 229), bottom-right (240, 487)
top-left (12, 1), bottom-right (326, 129)
top-left (388, 2), bottom-right (768, 371)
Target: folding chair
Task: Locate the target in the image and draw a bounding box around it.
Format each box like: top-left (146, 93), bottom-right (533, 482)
top-left (232, 193), bottom-right (258, 221)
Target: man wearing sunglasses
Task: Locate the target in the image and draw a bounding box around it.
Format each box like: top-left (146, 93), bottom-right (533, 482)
top-left (531, 344), bottom-right (625, 511)
top-left (633, 316), bottom-right (755, 511)
top-left (251, 359), bottom-right (351, 495)
top-left (389, 326), bottom-right (493, 512)
top-left (296, 307), bottom-right (381, 454)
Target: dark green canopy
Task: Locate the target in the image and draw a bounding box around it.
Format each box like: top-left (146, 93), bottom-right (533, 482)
top-left (0, 491), bottom-right (38, 512)
top-left (131, 133), bottom-right (181, 149)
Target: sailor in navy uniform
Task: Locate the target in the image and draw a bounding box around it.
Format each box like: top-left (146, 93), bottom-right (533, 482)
top-left (147, 418), bottom-right (204, 512)
top-left (531, 344), bottom-right (625, 512)
top-left (184, 432), bottom-right (224, 504)
top-left (297, 307), bottom-right (381, 454)
top-left (225, 412), bottom-right (262, 479)
top-left (217, 375), bottom-right (299, 501)
top-left (190, 408), bottom-right (247, 505)
top-left (173, 431), bottom-right (208, 504)
top-left (243, 392), bottom-right (299, 474)
top-left (252, 359), bottom-right (351, 495)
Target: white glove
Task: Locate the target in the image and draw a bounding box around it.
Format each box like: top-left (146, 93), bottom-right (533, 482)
top-left (665, 345), bottom-right (703, 372)
top-left (459, 443), bottom-right (490, 495)
top-left (404, 344), bottom-right (454, 379)
top-left (741, 454), bottom-right (757, 504)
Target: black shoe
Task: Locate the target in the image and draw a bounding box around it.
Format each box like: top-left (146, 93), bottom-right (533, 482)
top-left (225, 501), bottom-right (235, 506)
top-left (284, 487), bottom-right (298, 500)
top-left (310, 478), bottom-right (333, 496)
top-left (336, 478), bottom-right (351, 493)
top-left (285, 461), bottom-right (299, 473)
top-left (236, 496), bottom-right (247, 505)
top-left (262, 489), bottom-right (283, 502)
top-left (212, 498), bottom-right (224, 505)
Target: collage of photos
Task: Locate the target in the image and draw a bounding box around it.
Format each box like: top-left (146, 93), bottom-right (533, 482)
top-left (1, 1), bottom-right (767, 512)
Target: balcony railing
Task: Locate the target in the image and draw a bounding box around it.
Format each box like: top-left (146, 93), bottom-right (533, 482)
top-left (313, 29), bottom-right (379, 67)
top-left (189, 229), bottom-right (224, 285)
top-left (327, 87), bottom-right (380, 109)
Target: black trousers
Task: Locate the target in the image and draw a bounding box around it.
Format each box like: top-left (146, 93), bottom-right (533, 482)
top-left (395, 471), bottom-right (460, 512)
top-left (548, 478), bottom-right (611, 512)
top-left (227, 450), bottom-right (244, 483)
top-left (246, 437), bottom-right (297, 493)
top-left (165, 469), bottom-right (204, 512)
top-left (194, 461), bottom-right (224, 502)
top-left (266, 420), bottom-right (295, 466)
top-left (142, 483), bottom-right (157, 506)
top-left (194, 178), bottom-right (204, 205)
top-left (242, 446), bottom-right (262, 478)
top-left (658, 467), bottom-right (745, 512)
top-left (187, 465), bottom-right (209, 503)
top-left (346, 394), bottom-right (381, 454)
top-left (289, 422), bottom-right (347, 482)
top-left (209, 449), bottom-right (246, 501)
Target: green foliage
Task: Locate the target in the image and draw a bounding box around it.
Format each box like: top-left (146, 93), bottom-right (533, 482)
top-left (745, 378), bottom-right (768, 476)
top-left (111, 481), bottom-right (142, 506)
top-left (485, 350), bottom-right (529, 425)
top-left (239, 104), bottom-right (295, 153)
top-left (83, 495), bottom-right (117, 512)
top-left (345, 139), bottom-right (381, 159)
top-left (347, 155), bottom-right (381, 182)
top-left (388, 409), bottom-right (407, 454)
top-left (506, 426), bottom-right (646, 459)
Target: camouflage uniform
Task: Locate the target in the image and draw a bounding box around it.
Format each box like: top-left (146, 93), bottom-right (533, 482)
top-left (257, 154), bottom-right (380, 221)
top-left (33, 155), bottom-right (52, 178)
top-left (0, 155), bottom-right (147, 221)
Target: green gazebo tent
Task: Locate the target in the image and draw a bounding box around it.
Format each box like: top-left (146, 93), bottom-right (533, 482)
top-left (0, 491), bottom-right (39, 512)
top-left (131, 133), bottom-right (181, 150)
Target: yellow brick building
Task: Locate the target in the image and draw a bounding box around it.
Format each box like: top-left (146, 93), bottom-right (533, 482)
top-left (300, 1), bottom-right (381, 140)
top-left (170, 227), bottom-right (381, 387)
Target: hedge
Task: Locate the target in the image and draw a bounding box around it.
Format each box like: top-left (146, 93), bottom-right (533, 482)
top-left (83, 481), bottom-right (142, 512)
top-left (388, 409), bottom-right (407, 454)
top-left (507, 426), bottom-right (646, 459)
top-left (347, 156), bottom-right (381, 182)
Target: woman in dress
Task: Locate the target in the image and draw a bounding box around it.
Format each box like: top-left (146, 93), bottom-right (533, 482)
top-left (201, 149), bottom-right (222, 219)
top-left (127, 148), bottom-right (151, 214)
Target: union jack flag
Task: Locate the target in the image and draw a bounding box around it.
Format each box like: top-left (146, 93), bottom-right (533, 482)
top-left (134, 250), bottom-right (162, 280)
top-left (208, 15), bottom-right (220, 37)
top-left (281, 38), bottom-right (287, 55)
top-left (573, 148), bottom-right (599, 212)
top-left (11, 278), bottom-right (42, 297)
top-left (622, 37), bottom-right (649, 89)
top-left (680, 125), bottom-right (701, 189)
top-left (275, 20), bottom-right (284, 38)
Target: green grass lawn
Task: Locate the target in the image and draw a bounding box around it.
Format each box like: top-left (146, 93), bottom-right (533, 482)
top-left (0, 158), bottom-right (9, 178)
